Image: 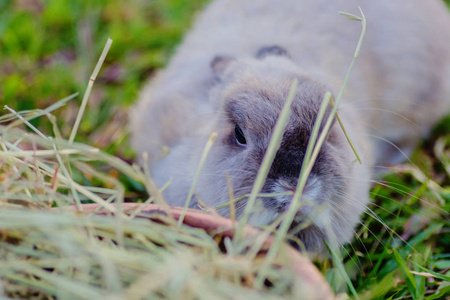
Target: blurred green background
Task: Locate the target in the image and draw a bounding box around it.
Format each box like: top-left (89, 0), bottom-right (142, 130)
top-left (0, 0), bottom-right (208, 159)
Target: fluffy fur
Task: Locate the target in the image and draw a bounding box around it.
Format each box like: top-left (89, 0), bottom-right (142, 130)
top-left (130, 0), bottom-right (450, 253)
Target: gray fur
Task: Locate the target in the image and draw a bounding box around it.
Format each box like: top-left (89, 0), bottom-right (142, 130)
top-left (130, 0), bottom-right (450, 254)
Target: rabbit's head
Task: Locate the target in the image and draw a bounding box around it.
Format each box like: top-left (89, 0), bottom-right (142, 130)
top-left (194, 46), bottom-right (371, 253)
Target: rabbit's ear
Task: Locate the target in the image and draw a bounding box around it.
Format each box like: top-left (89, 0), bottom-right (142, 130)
top-left (256, 45), bottom-right (290, 59)
top-left (211, 56), bottom-right (235, 78)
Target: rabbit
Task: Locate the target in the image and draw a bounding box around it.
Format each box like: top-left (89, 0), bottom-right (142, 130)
top-left (129, 0), bottom-right (450, 253)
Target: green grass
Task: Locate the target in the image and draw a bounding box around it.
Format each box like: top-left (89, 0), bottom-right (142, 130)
top-left (1, 0), bottom-right (449, 299)
top-left (0, 0), bottom-right (207, 159)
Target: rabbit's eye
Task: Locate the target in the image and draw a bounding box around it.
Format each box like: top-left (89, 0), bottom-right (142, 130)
top-left (234, 124), bottom-right (247, 146)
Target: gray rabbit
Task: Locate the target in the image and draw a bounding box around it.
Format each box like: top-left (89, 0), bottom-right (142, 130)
top-left (130, 0), bottom-right (450, 253)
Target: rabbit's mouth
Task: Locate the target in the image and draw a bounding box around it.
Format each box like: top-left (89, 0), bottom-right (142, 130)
top-left (242, 176), bottom-right (336, 253)
top-left (268, 174), bottom-right (323, 214)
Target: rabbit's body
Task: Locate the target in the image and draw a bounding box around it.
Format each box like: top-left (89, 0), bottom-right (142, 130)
top-left (130, 0), bottom-right (450, 252)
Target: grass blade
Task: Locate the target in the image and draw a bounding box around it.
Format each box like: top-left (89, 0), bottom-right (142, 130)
top-left (393, 248), bottom-right (418, 299)
top-left (69, 38), bottom-right (113, 143)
